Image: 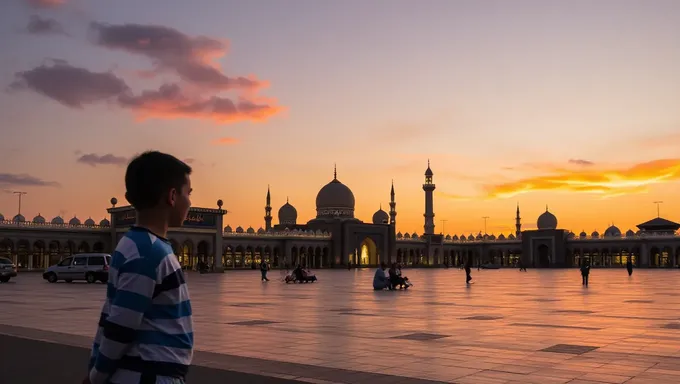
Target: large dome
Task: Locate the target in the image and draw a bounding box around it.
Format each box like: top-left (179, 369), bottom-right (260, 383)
top-left (537, 207), bottom-right (557, 230)
top-left (278, 200), bottom-right (297, 225)
top-left (315, 169), bottom-right (355, 219)
top-left (604, 225), bottom-right (621, 237)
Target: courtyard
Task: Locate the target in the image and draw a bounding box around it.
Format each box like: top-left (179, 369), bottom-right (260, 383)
top-left (2, 268), bottom-right (680, 383)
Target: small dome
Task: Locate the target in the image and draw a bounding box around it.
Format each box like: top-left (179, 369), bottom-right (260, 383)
top-left (84, 217), bottom-right (95, 226)
top-left (278, 201), bottom-right (297, 225)
top-left (397, 231), bottom-right (403, 238)
top-left (404, 233), bottom-right (411, 239)
top-left (498, 234), bottom-right (506, 240)
top-left (604, 225), bottom-right (621, 237)
top-left (579, 231), bottom-right (587, 239)
top-left (445, 234), bottom-right (451, 240)
top-left (591, 230), bottom-right (599, 239)
top-left (537, 207), bottom-right (558, 230)
top-left (467, 234), bottom-right (474, 241)
top-left (13, 214), bottom-right (25, 223)
top-left (411, 232), bottom-right (418, 239)
top-left (235, 226), bottom-right (244, 233)
top-left (257, 227), bottom-right (265, 234)
top-left (476, 232), bottom-right (483, 240)
top-left (508, 234), bottom-right (516, 239)
top-left (33, 214), bottom-right (45, 224)
top-left (372, 208), bottom-right (389, 224)
top-left (567, 231), bottom-right (575, 239)
top-left (51, 216), bottom-right (64, 225)
top-left (246, 226), bottom-right (255, 234)
top-left (69, 216), bottom-right (81, 226)
top-left (488, 234), bottom-right (496, 240)
top-left (99, 218), bottom-right (110, 227)
top-left (625, 229), bottom-right (635, 237)
top-left (224, 225), bottom-right (233, 233)
top-left (453, 234), bottom-right (459, 240)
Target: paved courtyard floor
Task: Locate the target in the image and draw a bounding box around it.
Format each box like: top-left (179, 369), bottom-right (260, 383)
top-left (3, 268), bottom-right (680, 383)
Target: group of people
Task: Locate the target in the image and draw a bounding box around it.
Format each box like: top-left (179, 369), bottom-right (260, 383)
top-left (373, 262), bottom-right (411, 290)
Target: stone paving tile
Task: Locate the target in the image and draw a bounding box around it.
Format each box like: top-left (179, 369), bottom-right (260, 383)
top-left (5, 269), bottom-right (680, 382)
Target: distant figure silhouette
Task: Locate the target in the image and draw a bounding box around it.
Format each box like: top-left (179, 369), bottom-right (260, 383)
top-left (626, 258), bottom-right (633, 276)
top-left (581, 261), bottom-right (590, 286)
top-left (465, 262), bottom-right (472, 284)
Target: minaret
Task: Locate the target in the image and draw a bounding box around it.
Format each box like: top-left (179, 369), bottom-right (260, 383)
top-left (264, 185), bottom-right (272, 231)
top-left (423, 160), bottom-right (435, 235)
top-left (389, 180), bottom-right (397, 225)
top-left (515, 203), bottom-right (522, 239)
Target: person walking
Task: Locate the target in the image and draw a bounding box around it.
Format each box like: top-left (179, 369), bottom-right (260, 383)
top-left (626, 258), bottom-right (633, 276)
top-left (581, 260), bottom-right (591, 286)
top-left (465, 261), bottom-right (472, 284)
top-left (260, 259), bottom-right (270, 281)
top-left (83, 152), bottom-right (194, 384)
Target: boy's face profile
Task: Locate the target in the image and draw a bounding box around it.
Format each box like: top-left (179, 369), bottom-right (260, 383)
top-left (168, 174), bottom-right (192, 227)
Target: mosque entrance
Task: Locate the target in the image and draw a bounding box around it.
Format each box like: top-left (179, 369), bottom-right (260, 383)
top-left (537, 244), bottom-right (551, 267)
top-left (359, 237), bottom-right (378, 266)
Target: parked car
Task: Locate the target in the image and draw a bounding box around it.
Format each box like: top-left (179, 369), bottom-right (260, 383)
top-left (0, 257), bottom-right (17, 283)
top-left (43, 253), bottom-right (111, 284)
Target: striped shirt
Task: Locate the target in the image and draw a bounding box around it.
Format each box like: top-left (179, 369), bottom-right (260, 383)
top-left (88, 226), bottom-right (193, 384)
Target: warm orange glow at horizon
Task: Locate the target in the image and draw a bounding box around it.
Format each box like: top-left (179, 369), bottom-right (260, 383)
top-left (485, 159), bottom-right (680, 199)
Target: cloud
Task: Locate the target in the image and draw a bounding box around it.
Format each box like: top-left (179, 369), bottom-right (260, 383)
top-left (211, 137), bottom-right (239, 145)
top-left (485, 158), bottom-right (680, 198)
top-left (9, 63), bottom-right (280, 124)
top-left (117, 83), bottom-right (282, 124)
top-left (26, 15), bottom-right (67, 35)
top-left (25, 0), bottom-right (64, 8)
top-left (89, 22), bottom-right (262, 91)
top-left (568, 159), bottom-right (594, 166)
top-left (435, 191), bottom-right (471, 201)
top-left (638, 131), bottom-right (680, 148)
top-left (0, 173), bottom-right (60, 188)
top-left (10, 61), bottom-right (128, 107)
top-left (76, 153), bottom-right (128, 167)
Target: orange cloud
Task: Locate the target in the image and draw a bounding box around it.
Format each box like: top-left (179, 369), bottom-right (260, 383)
top-left (435, 191), bottom-right (471, 201)
top-left (212, 137), bottom-right (239, 145)
top-left (485, 158), bottom-right (680, 199)
top-left (118, 84), bottom-right (283, 124)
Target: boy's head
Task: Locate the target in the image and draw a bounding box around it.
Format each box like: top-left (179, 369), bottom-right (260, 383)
top-left (125, 151), bottom-right (192, 227)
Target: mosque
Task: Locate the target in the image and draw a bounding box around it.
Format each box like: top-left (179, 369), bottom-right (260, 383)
top-left (1, 163), bottom-right (679, 271)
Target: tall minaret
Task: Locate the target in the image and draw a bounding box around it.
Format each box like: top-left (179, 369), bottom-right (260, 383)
top-left (515, 203), bottom-right (522, 239)
top-left (423, 160), bottom-right (435, 235)
top-left (264, 185), bottom-right (272, 231)
top-left (389, 180), bottom-right (397, 225)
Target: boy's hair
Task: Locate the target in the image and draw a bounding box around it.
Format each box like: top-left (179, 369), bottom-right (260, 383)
top-left (125, 151), bottom-right (192, 211)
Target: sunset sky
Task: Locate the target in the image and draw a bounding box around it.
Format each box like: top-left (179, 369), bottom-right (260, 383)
top-left (1, 0), bottom-right (680, 236)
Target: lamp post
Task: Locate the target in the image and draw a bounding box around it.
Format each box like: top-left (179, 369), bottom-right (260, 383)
top-left (653, 201), bottom-right (663, 218)
top-left (482, 216), bottom-right (490, 235)
top-left (12, 191), bottom-right (27, 226)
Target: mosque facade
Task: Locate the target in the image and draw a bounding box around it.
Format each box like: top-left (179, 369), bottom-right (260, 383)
top-left (1, 164), bottom-right (679, 271)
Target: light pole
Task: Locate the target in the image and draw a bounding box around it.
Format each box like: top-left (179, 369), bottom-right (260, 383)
top-left (653, 201), bottom-right (663, 218)
top-left (482, 216), bottom-right (490, 235)
top-left (13, 191), bottom-right (27, 215)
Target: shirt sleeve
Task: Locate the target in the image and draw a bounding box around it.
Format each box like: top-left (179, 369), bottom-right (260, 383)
top-left (89, 257), bottom-right (157, 384)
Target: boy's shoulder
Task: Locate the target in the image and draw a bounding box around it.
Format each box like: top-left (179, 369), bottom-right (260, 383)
top-left (117, 227), bottom-right (174, 265)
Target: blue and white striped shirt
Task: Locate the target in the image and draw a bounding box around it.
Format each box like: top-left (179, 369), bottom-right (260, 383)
top-left (88, 226), bottom-right (193, 384)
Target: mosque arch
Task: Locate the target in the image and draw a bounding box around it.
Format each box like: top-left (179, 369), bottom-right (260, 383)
top-left (358, 237), bottom-right (378, 266)
top-left (537, 244), bottom-right (550, 268)
top-left (32, 240), bottom-right (46, 269)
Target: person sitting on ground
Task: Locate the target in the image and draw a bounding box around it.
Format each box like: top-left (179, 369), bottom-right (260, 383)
top-left (373, 262), bottom-right (391, 290)
top-left (389, 262), bottom-right (406, 289)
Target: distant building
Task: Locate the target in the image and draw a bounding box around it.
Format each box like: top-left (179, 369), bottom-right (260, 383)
top-left (1, 164), bottom-right (679, 270)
